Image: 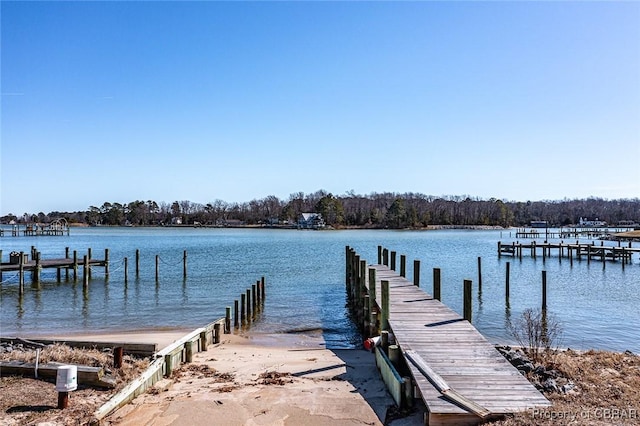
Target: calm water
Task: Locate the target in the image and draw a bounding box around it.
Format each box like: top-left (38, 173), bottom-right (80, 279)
top-left (1, 227), bottom-right (638, 352)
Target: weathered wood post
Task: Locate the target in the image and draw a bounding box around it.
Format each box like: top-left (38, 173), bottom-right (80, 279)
top-left (345, 246), bottom-right (351, 290)
top-left (359, 259), bottom-right (366, 320)
top-left (73, 250), bottom-right (78, 282)
top-left (241, 293), bottom-right (246, 324)
top-left (400, 255), bottom-right (406, 277)
top-left (213, 323), bottom-right (221, 344)
top-left (88, 248), bottom-right (92, 279)
top-left (368, 268), bottom-right (377, 336)
top-left (114, 347), bottom-right (124, 368)
top-left (155, 255), bottom-right (160, 282)
top-left (381, 280), bottom-right (390, 331)
top-left (433, 268), bottom-right (441, 301)
top-left (413, 260), bottom-right (420, 287)
top-left (252, 284), bottom-right (257, 315)
top-left (225, 307), bottom-right (231, 333)
top-left (57, 392), bottom-right (69, 409)
top-left (542, 270), bottom-right (547, 310)
top-left (505, 261), bottom-right (510, 300)
top-left (135, 249), bottom-right (140, 276)
top-left (83, 255), bottom-right (89, 289)
top-left (256, 279), bottom-right (261, 306)
top-left (246, 289), bottom-right (252, 320)
top-left (18, 251), bottom-right (25, 296)
top-left (498, 241), bottom-right (502, 258)
top-left (261, 276), bottom-right (265, 301)
top-left (200, 331), bottom-right (208, 351)
top-left (390, 251), bottom-right (396, 271)
top-left (65, 247), bottom-right (70, 281)
top-left (354, 254), bottom-right (361, 308)
top-left (33, 251), bottom-right (41, 285)
top-left (389, 345), bottom-right (401, 367)
top-left (105, 249), bottom-right (110, 278)
top-left (477, 256), bottom-right (482, 292)
top-left (124, 257), bottom-right (128, 283)
top-left (377, 245), bottom-right (382, 264)
top-left (383, 248), bottom-right (389, 266)
top-left (183, 250), bottom-right (187, 278)
top-left (234, 300), bottom-right (239, 328)
top-left (463, 279), bottom-right (472, 323)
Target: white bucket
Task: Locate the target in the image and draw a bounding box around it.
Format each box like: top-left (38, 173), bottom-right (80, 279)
top-left (56, 365), bottom-right (78, 392)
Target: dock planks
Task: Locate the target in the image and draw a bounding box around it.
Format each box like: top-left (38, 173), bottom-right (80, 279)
top-left (368, 264), bottom-right (550, 425)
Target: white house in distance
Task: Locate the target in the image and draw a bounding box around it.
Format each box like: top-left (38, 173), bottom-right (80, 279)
top-left (298, 213), bottom-right (326, 229)
top-left (579, 217), bottom-right (607, 227)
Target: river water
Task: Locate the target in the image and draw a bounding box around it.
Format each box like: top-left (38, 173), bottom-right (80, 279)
top-left (1, 227), bottom-right (638, 352)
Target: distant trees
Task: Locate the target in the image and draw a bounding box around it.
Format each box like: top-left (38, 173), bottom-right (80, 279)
top-left (1, 192), bottom-right (638, 229)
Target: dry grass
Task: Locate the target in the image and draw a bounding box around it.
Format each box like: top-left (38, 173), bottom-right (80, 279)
top-left (490, 350), bottom-right (640, 425)
top-left (0, 344), bottom-right (149, 425)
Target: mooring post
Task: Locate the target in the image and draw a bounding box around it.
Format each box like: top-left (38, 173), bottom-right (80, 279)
top-left (135, 249), bottom-right (140, 276)
top-left (400, 254), bottom-right (406, 277)
top-left (433, 268), bottom-right (441, 301)
top-left (477, 256), bottom-right (482, 292)
top-left (505, 261), bottom-right (510, 300)
top-left (542, 270), bottom-right (547, 310)
top-left (241, 293), bottom-right (246, 324)
top-left (33, 251), bottom-right (41, 285)
top-left (383, 248), bottom-right (389, 266)
top-left (225, 307), bottom-right (231, 333)
top-left (345, 246), bottom-right (351, 288)
top-left (65, 247), bottom-right (70, 281)
top-left (261, 276), bottom-right (265, 301)
top-left (124, 257), bottom-right (128, 283)
top-left (155, 255), bottom-right (160, 282)
top-left (18, 251), bottom-right (25, 295)
top-left (359, 259), bottom-right (366, 317)
top-left (498, 241), bottom-right (501, 258)
top-left (213, 323), bottom-right (221, 344)
top-left (390, 251), bottom-right (396, 271)
top-left (413, 260), bottom-right (420, 287)
top-left (246, 289), bottom-right (251, 320)
top-left (83, 255), bottom-right (89, 289)
top-left (234, 300), bottom-right (239, 328)
top-left (368, 268), bottom-right (377, 334)
top-left (104, 248), bottom-right (110, 278)
top-left (354, 255), bottom-right (361, 306)
top-left (463, 279), bottom-right (472, 323)
top-left (381, 280), bottom-right (390, 331)
top-left (88, 248), bottom-right (92, 279)
top-left (251, 284), bottom-right (257, 315)
top-left (73, 250), bottom-right (78, 282)
top-left (183, 250), bottom-right (187, 279)
top-left (200, 331), bottom-right (208, 351)
top-left (377, 245), bottom-right (382, 264)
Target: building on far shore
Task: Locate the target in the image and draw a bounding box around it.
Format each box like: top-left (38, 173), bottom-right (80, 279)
top-left (579, 217), bottom-right (607, 227)
top-left (298, 213), bottom-right (325, 229)
top-left (530, 220), bottom-right (548, 228)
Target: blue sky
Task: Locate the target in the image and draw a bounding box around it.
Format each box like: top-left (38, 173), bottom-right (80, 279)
top-left (1, 1), bottom-right (639, 215)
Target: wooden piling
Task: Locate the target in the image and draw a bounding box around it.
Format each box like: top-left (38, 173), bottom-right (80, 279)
top-left (183, 250), bottom-right (187, 278)
top-left (256, 280), bottom-right (261, 305)
top-left (261, 276), bottom-right (265, 301)
top-left (88, 248), bottom-right (92, 279)
top-left (114, 347), bottom-right (124, 369)
top-left (368, 268), bottom-right (377, 335)
top-left (381, 280), bottom-right (390, 331)
top-left (345, 246), bottom-right (351, 287)
top-left (234, 300), bottom-right (239, 328)
top-left (477, 257), bottom-right (482, 292)
top-left (542, 271), bottom-right (547, 310)
top-left (433, 268), bottom-right (441, 301)
top-left (377, 245), bottom-right (382, 264)
top-left (200, 331), bottom-right (208, 351)
top-left (19, 252), bottom-right (25, 296)
top-left (400, 254), bottom-right (406, 277)
top-left (65, 247), bottom-right (70, 281)
top-left (73, 250), bottom-right (78, 282)
top-left (241, 294), bottom-right (246, 324)
top-left (83, 255), bottom-right (89, 289)
top-left (246, 289), bottom-right (251, 320)
top-left (105, 249), bottom-right (110, 277)
top-left (225, 307), bottom-right (231, 333)
top-left (413, 260), bottom-right (420, 287)
top-left (124, 257), bottom-right (128, 283)
top-left (57, 392), bottom-right (69, 409)
top-left (155, 255), bottom-right (159, 282)
top-left (390, 251), bottom-right (396, 271)
top-left (359, 259), bottom-right (366, 318)
top-left (505, 261), bottom-right (510, 300)
top-left (463, 279), bottom-right (472, 323)
top-left (213, 323), bottom-right (221, 344)
top-left (383, 248), bottom-right (389, 266)
top-left (135, 249), bottom-right (140, 276)
top-left (33, 251), bottom-right (41, 284)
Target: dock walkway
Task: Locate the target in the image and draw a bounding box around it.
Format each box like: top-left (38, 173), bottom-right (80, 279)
top-left (347, 247), bottom-right (550, 425)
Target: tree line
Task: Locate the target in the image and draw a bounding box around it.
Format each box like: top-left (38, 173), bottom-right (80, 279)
top-left (2, 191), bottom-right (639, 229)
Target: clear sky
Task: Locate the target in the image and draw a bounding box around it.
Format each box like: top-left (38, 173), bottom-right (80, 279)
top-left (1, 1), bottom-right (639, 216)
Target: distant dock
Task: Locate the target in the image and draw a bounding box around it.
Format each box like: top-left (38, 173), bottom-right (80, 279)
top-left (0, 219), bottom-right (70, 237)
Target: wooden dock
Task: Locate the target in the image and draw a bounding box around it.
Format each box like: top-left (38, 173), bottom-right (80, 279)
top-left (346, 246), bottom-right (550, 425)
top-left (498, 240), bottom-right (639, 266)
